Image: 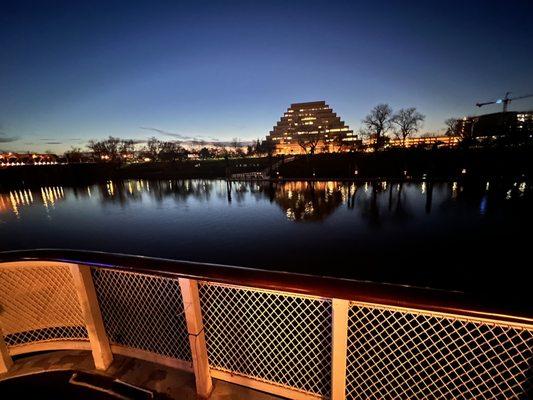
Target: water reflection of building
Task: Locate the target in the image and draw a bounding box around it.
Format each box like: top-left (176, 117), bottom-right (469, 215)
top-left (0, 186), bottom-right (65, 217)
top-left (2, 179), bottom-right (528, 223)
top-left (272, 181), bottom-right (345, 221)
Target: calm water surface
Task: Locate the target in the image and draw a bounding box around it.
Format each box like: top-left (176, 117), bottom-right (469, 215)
top-left (1, 179), bottom-right (531, 305)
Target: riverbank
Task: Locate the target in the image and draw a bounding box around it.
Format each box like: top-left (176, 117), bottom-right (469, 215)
top-left (1, 147), bottom-right (532, 187)
top-left (276, 147), bottom-right (533, 181)
top-left (0, 157), bottom-right (271, 187)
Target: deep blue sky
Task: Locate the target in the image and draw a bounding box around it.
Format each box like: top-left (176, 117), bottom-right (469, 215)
top-left (1, 0), bottom-right (532, 152)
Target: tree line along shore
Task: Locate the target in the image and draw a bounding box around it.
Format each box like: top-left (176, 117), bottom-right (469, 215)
top-left (1, 146), bottom-right (532, 187)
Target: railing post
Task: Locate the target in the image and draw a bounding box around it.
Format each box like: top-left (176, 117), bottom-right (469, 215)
top-left (331, 298), bottom-right (350, 400)
top-left (69, 264), bottom-right (113, 370)
top-left (179, 278), bottom-right (213, 399)
top-left (0, 327), bottom-right (13, 374)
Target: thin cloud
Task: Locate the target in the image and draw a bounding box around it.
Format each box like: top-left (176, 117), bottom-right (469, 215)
top-left (139, 127), bottom-right (253, 146)
top-left (207, 140), bottom-right (254, 147)
top-left (0, 124), bottom-right (18, 142)
top-left (0, 131), bottom-right (19, 143)
top-left (140, 127), bottom-right (194, 140)
top-left (45, 141), bottom-right (62, 145)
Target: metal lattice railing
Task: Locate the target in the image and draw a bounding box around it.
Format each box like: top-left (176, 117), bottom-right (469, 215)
top-left (0, 264), bottom-right (87, 346)
top-left (91, 268), bottom-right (192, 361)
top-left (199, 282), bottom-right (332, 397)
top-left (1, 256), bottom-right (532, 400)
top-left (345, 302), bottom-right (533, 399)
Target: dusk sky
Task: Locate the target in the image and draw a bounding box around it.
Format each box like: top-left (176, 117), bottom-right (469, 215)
top-left (1, 0), bottom-right (532, 153)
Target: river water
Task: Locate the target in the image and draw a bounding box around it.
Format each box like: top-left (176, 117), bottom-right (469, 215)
top-left (1, 179), bottom-right (531, 307)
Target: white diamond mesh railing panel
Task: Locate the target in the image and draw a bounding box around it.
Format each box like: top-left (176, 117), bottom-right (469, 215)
top-left (345, 303), bottom-right (533, 399)
top-left (0, 264), bottom-right (88, 346)
top-left (91, 268), bottom-right (192, 361)
top-left (199, 282), bottom-right (332, 397)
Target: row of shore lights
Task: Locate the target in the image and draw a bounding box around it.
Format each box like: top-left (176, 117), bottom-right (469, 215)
top-left (0, 161), bottom-right (59, 167)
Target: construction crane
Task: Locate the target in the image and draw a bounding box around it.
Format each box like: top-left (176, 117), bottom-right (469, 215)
top-left (476, 92), bottom-right (533, 112)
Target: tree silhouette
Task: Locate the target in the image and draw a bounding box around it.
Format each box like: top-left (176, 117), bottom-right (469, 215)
top-left (391, 108), bottom-right (425, 146)
top-left (362, 104), bottom-right (393, 151)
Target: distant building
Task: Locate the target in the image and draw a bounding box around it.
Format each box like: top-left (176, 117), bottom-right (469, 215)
top-left (0, 152), bottom-right (59, 167)
top-left (457, 111), bottom-right (533, 143)
top-left (386, 136), bottom-right (459, 148)
top-left (266, 101), bottom-right (356, 154)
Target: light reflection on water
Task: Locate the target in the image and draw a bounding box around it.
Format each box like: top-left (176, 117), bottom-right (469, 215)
top-left (0, 179), bottom-right (531, 300)
top-left (0, 179), bottom-right (529, 222)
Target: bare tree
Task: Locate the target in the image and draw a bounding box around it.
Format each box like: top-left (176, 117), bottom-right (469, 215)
top-left (231, 137), bottom-right (242, 156)
top-left (294, 115), bottom-right (307, 154)
top-left (263, 138), bottom-right (276, 158)
top-left (255, 138), bottom-right (277, 176)
top-left (295, 115), bottom-right (320, 155)
top-left (142, 138), bottom-right (187, 162)
top-left (333, 132), bottom-right (348, 153)
top-left (296, 132), bottom-right (320, 155)
top-left (119, 139), bottom-right (136, 160)
top-left (444, 118), bottom-right (461, 137)
top-left (362, 104), bottom-right (393, 150)
top-left (198, 147), bottom-right (212, 159)
top-left (391, 108), bottom-right (425, 146)
top-left (446, 116), bottom-right (477, 147)
top-left (144, 137), bottom-right (162, 161)
top-left (87, 136), bottom-right (121, 161)
top-left (308, 132), bottom-right (320, 155)
top-left (246, 142), bottom-right (255, 156)
top-left (106, 137), bottom-right (122, 160)
top-left (445, 117), bottom-right (470, 142)
top-left (87, 140), bottom-right (105, 159)
top-left (65, 146), bottom-right (83, 163)
top-left (159, 141), bottom-right (186, 162)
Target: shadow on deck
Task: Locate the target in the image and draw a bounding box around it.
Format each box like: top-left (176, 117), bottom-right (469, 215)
top-left (0, 350), bottom-right (284, 399)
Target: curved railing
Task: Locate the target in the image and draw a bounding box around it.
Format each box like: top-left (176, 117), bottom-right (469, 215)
top-left (0, 249), bottom-right (531, 399)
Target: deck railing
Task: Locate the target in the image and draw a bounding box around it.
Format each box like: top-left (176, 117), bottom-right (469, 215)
top-left (0, 249), bottom-right (531, 399)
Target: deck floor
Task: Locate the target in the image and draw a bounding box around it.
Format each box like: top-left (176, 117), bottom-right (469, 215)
top-left (0, 350), bottom-right (284, 400)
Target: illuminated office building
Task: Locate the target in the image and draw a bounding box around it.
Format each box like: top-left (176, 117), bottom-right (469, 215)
top-left (266, 101), bottom-right (356, 154)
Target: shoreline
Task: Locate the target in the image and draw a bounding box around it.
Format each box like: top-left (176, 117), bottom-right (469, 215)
top-left (1, 147), bottom-right (532, 188)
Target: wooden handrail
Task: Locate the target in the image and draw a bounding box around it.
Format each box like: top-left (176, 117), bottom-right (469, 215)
top-left (0, 249), bottom-right (531, 327)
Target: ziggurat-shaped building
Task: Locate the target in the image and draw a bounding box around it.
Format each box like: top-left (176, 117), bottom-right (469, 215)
top-left (266, 101), bottom-right (356, 154)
